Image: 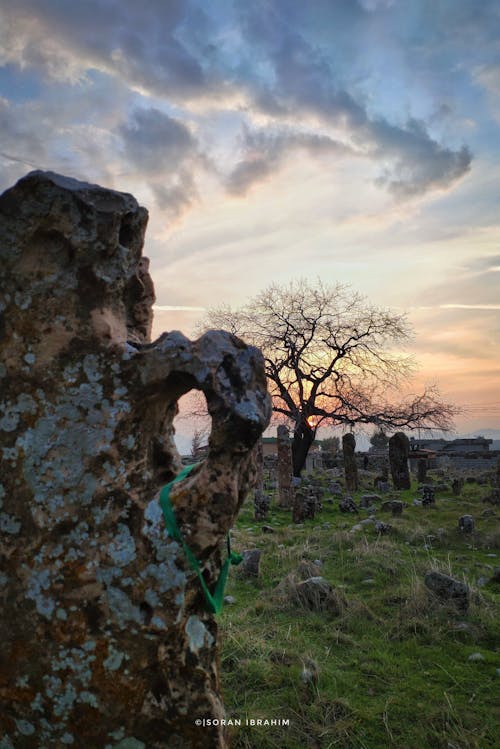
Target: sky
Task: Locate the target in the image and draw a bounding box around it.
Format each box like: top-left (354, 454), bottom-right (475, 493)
top-left (1, 0), bottom-right (499, 448)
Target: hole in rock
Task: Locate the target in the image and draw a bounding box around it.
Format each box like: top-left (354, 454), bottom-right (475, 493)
top-left (173, 391), bottom-right (212, 461)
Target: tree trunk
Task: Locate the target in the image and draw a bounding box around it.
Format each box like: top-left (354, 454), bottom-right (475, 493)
top-left (291, 420), bottom-right (315, 476)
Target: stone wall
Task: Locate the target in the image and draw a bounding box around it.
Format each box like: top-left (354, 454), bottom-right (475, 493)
top-left (0, 172), bottom-right (271, 748)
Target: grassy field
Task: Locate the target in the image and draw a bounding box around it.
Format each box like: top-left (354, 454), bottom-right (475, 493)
top-left (218, 473), bottom-right (500, 749)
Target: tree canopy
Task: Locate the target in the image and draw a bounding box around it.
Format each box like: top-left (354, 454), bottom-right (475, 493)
top-left (203, 279), bottom-right (457, 475)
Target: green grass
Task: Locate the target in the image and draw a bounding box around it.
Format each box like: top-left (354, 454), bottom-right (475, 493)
top-left (218, 473), bottom-right (500, 748)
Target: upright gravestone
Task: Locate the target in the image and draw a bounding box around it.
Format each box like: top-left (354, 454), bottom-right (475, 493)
top-left (0, 172), bottom-right (271, 748)
top-left (277, 424), bottom-right (294, 508)
top-left (417, 458), bottom-right (427, 483)
top-left (389, 432), bottom-right (411, 490)
top-left (342, 433), bottom-right (359, 492)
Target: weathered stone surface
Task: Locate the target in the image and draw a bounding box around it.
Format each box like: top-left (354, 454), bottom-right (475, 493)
top-left (424, 571), bottom-right (470, 614)
top-left (360, 494), bottom-right (381, 508)
top-left (421, 485), bottom-right (436, 506)
top-left (417, 458), bottom-right (427, 483)
top-left (292, 488), bottom-right (316, 523)
top-left (342, 433), bottom-right (358, 492)
top-left (0, 172), bottom-right (271, 748)
top-left (292, 577), bottom-right (345, 614)
top-left (277, 424), bottom-right (294, 508)
top-left (388, 432), bottom-right (411, 490)
top-left (380, 500), bottom-right (403, 516)
top-left (254, 489), bottom-right (270, 521)
top-left (339, 495), bottom-right (358, 513)
top-left (458, 515), bottom-right (475, 533)
top-left (240, 549), bottom-right (262, 577)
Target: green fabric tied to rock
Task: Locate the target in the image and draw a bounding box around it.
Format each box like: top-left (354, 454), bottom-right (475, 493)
top-left (159, 463), bottom-right (242, 614)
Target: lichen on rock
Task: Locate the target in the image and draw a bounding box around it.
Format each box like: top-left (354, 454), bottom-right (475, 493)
top-left (0, 171), bottom-right (271, 748)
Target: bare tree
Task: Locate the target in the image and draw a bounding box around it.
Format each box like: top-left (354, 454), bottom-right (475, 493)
top-left (202, 279), bottom-right (458, 476)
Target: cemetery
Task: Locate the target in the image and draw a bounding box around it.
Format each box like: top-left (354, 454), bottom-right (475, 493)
top-left (1, 172), bottom-right (498, 748)
top-left (218, 433), bottom-right (500, 748)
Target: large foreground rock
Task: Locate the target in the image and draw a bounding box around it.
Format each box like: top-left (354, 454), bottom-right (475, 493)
top-left (0, 172), bottom-right (271, 748)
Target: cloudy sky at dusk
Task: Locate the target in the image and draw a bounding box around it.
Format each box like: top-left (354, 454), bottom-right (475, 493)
top-left (1, 0), bottom-right (499, 440)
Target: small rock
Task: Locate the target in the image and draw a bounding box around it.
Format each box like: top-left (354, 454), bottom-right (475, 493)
top-left (261, 525), bottom-right (274, 533)
top-left (458, 515), bottom-right (474, 533)
top-left (339, 496), bottom-right (358, 513)
top-left (292, 576), bottom-right (346, 614)
top-left (468, 652), bottom-right (484, 662)
top-left (361, 578), bottom-right (375, 585)
top-left (413, 499), bottom-right (422, 506)
top-left (349, 523), bottom-right (364, 533)
top-left (240, 549), bottom-right (261, 577)
top-left (424, 571), bottom-right (469, 614)
top-left (375, 521), bottom-right (391, 534)
top-left (224, 596), bottom-right (236, 605)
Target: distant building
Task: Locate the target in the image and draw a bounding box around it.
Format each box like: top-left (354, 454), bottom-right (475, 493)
top-left (409, 436), bottom-right (492, 453)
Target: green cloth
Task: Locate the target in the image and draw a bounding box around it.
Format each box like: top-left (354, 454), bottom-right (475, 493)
top-left (159, 463), bottom-right (242, 614)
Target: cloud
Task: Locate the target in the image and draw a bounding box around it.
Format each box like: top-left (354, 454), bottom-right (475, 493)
top-left (0, 0), bottom-right (492, 216)
top-left (226, 127), bottom-right (354, 195)
top-left (236, 2), bottom-right (473, 199)
top-left (372, 118), bottom-right (472, 197)
top-left (0, 0), bottom-right (207, 96)
top-left (119, 107), bottom-right (202, 219)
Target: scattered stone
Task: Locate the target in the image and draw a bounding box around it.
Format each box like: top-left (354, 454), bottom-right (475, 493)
top-left (359, 518), bottom-right (375, 526)
top-left (254, 490), bottom-right (270, 521)
top-left (296, 559), bottom-right (322, 580)
top-left (375, 521), bottom-right (392, 534)
top-left (468, 652), bottom-right (484, 662)
top-left (292, 488), bottom-right (316, 523)
top-left (339, 495), bottom-right (358, 513)
top-left (292, 576), bottom-right (346, 614)
top-left (381, 500), bottom-right (404, 515)
top-left (413, 499), bottom-right (422, 506)
top-left (421, 486), bottom-right (436, 506)
top-left (261, 525), bottom-right (274, 534)
top-left (240, 549), bottom-right (262, 577)
top-left (362, 578), bottom-right (375, 585)
top-left (376, 480), bottom-right (390, 494)
top-left (476, 577), bottom-right (488, 587)
top-left (424, 571), bottom-right (469, 614)
top-left (389, 432), bottom-right (411, 490)
top-left (329, 482), bottom-right (343, 496)
top-left (451, 477), bottom-right (464, 495)
top-left (360, 494), bottom-right (381, 508)
top-left (458, 515), bottom-right (475, 533)
top-left (224, 596), bottom-right (236, 605)
top-left (313, 559), bottom-right (323, 568)
top-left (349, 524), bottom-right (364, 533)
